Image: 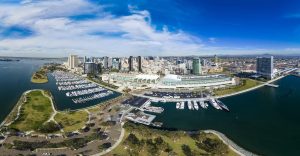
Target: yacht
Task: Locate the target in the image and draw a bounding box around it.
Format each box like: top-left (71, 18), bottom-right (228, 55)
top-left (216, 99), bottom-right (229, 112)
top-left (188, 101), bottom-right (193, 110)
top-left (193, 101), bottom-right (199, 110)
top-left (180, 101), bottom-right (185, 109)
top-left (199, 101), bottom-right (206, 109)
top-left (176, 102), bottom-right (180, 109)
top-left (209, 99), bottom-right (222, 110)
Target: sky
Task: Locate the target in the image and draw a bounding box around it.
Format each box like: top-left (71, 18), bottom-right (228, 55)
top-left (0, 0), bottom-right (300, 57)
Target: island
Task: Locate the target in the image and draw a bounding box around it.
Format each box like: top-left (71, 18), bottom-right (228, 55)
top-left (0, 58), bottom-right (20, 62)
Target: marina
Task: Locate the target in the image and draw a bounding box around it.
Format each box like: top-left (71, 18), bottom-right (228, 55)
top-left (52, 71), bottom-right (118, 104)
top-left (173, 98), bottom-right (229, 112)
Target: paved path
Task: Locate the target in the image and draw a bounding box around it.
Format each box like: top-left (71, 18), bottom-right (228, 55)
top-left (204, 130), bottom-right (258, 156)
top-left (91, 106), bottom-right (133, 156)
top-left (92, 123), bottom-right (125, 156)
top-left (42, 90), bottom-right (58, 123)
top-left (2, 90), bottom-right (31, 126)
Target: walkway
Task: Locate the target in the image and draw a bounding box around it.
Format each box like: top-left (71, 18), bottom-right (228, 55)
top-left (91, 123), bottom-right (125, 156)
top-left (2, 90), bottom-right (31, 126)
top-left (204, 130), bottom-right (258, 156)
top-left (42, 90), bottom-right (58, 123)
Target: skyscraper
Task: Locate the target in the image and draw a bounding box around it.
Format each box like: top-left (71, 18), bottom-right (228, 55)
top-left (137, 56), bottom-right (142, 73)
top-left (192, 58), bottom-right (202, 75)
top-left (256, 56), bottom-right (274, 79)
top-left (112, 58), bottom-right (121, 70)
top-left (103, 56), bottom-right (108, 69)
top-left (84, 62), bottom-right (98, 75)
top-left (128, 56), bottom-right (133, 72)
top-left (214, 54), bottom-right (218, 64)
top-left (108, 57), bottom-right (112, 68)
top-left (68, 54), bottom-right (79, 69)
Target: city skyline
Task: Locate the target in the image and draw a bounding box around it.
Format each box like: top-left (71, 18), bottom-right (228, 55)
top-left (1, 0), bottom-right (300, 57)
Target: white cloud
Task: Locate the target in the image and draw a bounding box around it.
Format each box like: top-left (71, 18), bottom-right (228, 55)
top-left (0, 0), bottom-right (206, 57)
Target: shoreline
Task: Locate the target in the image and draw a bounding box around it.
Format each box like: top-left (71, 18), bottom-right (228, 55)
top-left (132, 75), bottom-right (287, 101)
top-left (215, 75), bottom-right (285, 99)
top-left (0, 89), bottom-right (121, 127)
top-left (0, 89), bottom-right (56, 128)
top-left (0, 90), bottom-right (31, 127)
top-left (204, 130), bottom-right (258, 156)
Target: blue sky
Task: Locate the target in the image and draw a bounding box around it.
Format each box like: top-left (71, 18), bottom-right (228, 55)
top-left (0, 0), bottom-right (300, 57)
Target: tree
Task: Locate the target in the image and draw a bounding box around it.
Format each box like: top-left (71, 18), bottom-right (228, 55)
top-left (181, 144), bottom-right (193, 156)
top-left (99, 142), bottom-right (112, 150)
top-left (196, 138), bottom-right (228, 155)
top-left (38, 121), bottom-right (61, 133)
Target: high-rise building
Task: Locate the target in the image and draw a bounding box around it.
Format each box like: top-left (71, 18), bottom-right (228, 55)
top-left (192, 58), bottom-right (202, 75)
top-left (103, 56), bottom-right (108, 69)
top-left (201, 59), bottom-right (207, 67)
top-left (137, 56), bottom-right (142, 72)
top-left (128, 56), bottom-right (133, 71)
top-left (108, 57), bottom-right (113, 68)
top-left (256, 56), bottom-right (274, 79)
top-left (112, 58), bottom-right (121, 70)
top-left (83, 56), bottom-right (87, 63)
top-left (214, 55), bottom-right (218, 64)
top-left (84, 62), bottom-right (98, 75)
top-left (68, 54), bottom-right (79, 69)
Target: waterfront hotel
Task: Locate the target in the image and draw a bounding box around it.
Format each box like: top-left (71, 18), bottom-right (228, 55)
top-left (256, 56), bottom-right (274, 79)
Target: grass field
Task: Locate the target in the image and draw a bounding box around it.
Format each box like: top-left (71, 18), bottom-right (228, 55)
top-left (111, 122), bottom-right (239, 156)
top-left (214, 78), bottom-right (262, 96)
top-left (10, 90), bottom-right (53, 131)
top-left (54, 111), bottom-right (89, 132)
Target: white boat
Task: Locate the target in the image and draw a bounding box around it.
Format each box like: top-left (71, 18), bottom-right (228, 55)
top-left (176, 102), bottom-right (180, 109)
top-left (209, 99), bottom-right (222, 110)
top-left (199, 101), bottom-right (205, 109)
top-left (199, 101), bottom-right (208, 109)
top-left (188, 101), bottom-right (193, 110)
top-left (160, 99), bottom-right (167, 103)
top-left (151, 99), bottom-right (159, 103)
top-left (180, 102), bottom-right (185, 109)
top-left (193, 101), bottom-right (199, 110)
top-left (216, 99), bottom-right (230, 112)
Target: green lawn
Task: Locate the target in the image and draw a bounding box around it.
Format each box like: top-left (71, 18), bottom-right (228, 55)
top-left (214, 78), bottom-right (262, 96)
top-left (54, 111), bottom-right (88, 132)
top-left (10, 90), bottom-right (53, 132)
top-left (111, 122), bottom-right (239, 156)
